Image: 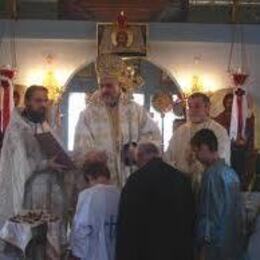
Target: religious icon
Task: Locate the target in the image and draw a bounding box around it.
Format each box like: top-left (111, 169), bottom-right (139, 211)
top-left (97, 24), bottom-right (147, 57)
top-left (97, 12), bottom-right (147, 57)
top-left (111, 29), bottom-right (134, 49)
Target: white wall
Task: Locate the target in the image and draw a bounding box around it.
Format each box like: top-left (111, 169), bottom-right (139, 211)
top-left (2, 39), bottom-right (258, 98)
top-left (1, 38), bottom-right (96, 86)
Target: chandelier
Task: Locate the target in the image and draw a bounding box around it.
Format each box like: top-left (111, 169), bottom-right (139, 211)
top-left (43, 55), bottom-right (63, 103)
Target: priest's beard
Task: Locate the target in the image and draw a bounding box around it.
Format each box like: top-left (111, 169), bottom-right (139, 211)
top-left (102, 94), bottom-right (120, 107)
top-left (23, 107), bottom-right (47, 124)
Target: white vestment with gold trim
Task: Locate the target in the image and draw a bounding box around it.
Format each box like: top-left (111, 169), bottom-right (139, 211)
top-left (74, 92), bottom-right (161, 187)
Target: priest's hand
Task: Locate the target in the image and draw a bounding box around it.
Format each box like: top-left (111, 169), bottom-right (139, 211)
top-left (47, 156), bottom-right (68, 173)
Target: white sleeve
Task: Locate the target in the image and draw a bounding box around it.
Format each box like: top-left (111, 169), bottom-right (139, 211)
top-left (164, 130), bottom-right (178, 166)
top-left (137, 105), bottom-right (161, 147)
top-left (28, 158), bottom-right (48, 172)
top-left (6, 125), bottom-right (48, 174)
top-left (73, 110), bottom-right (95, 166)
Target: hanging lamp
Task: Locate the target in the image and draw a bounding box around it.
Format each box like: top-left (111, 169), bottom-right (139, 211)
top-left (228, 0), bottom-right (250, 145)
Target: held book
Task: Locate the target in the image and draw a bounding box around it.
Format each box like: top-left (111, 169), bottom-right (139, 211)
top-left (35, 132), bottom-right (75, 170)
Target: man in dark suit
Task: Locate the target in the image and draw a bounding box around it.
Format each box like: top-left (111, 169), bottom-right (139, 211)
top-left (116, 142), bottom-right (194, 260)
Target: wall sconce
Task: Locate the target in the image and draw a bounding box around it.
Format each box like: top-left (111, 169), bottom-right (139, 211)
top-left (178, 73), bottom-right (217, 98)
top-left (176, 56), bottom-right (214, 96)
top-left (191, 75), bottom-right (204, 94)
top-left (42, 55), bottom-right (65, 129)
top-left (180, 74), bottom-right (206, 97)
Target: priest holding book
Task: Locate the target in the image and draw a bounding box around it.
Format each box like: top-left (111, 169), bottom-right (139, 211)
top-left (0, 85), bottom-right (67, 226)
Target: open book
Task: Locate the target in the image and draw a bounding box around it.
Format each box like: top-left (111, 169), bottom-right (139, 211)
top-left (35, 132), bottom-right (75, 170)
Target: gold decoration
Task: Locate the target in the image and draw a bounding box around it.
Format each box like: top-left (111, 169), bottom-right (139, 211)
top-left (96, 54), bottom-right (125, 80)
top-left (152, 91), bottom-right (173, 114)
top-left (43, 55), bottom-right (63, 103)
top-left (191, 75), bottom-right (204, 94)
top-left (43, 70), bottom-right (62, 103)
top-left (96, 54), bottom-right (144, 93)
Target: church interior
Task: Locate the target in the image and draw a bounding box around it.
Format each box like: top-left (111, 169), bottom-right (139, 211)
top-left (0, 0), bottom-right (260, 259)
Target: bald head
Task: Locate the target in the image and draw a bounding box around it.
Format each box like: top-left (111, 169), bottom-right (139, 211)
top-left (136, 142), bottom-right (160, 168)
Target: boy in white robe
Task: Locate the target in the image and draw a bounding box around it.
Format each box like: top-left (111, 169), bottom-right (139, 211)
top-left (70, 161), bottom-right (120, 260)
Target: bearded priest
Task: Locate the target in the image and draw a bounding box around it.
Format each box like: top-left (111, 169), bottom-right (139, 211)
top-left (74, 55), bottom-right (161, 187)
top-left (0, 85), bottom-right (67, 226)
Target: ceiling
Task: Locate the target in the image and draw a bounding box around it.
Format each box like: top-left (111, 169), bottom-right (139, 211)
top-left (60, 0), bottom-right (178, 21)
top-left (1, 0), bottom-right (260, 23)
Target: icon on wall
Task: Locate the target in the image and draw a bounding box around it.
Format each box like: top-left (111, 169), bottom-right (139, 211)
top-left (97, 23), bottom-right (147, 57)
top-left (97, 12), bottom-right (147, 57)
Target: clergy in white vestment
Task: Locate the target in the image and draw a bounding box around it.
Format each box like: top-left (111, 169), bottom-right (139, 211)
top-left (0, 85), bottom-right (66, 225)
top-left (74, 55), bottom-right (161, 187)
top-left (70, 161), bottom-right (120, 260)
top-left (165, 92), bottom-right (230, 189)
